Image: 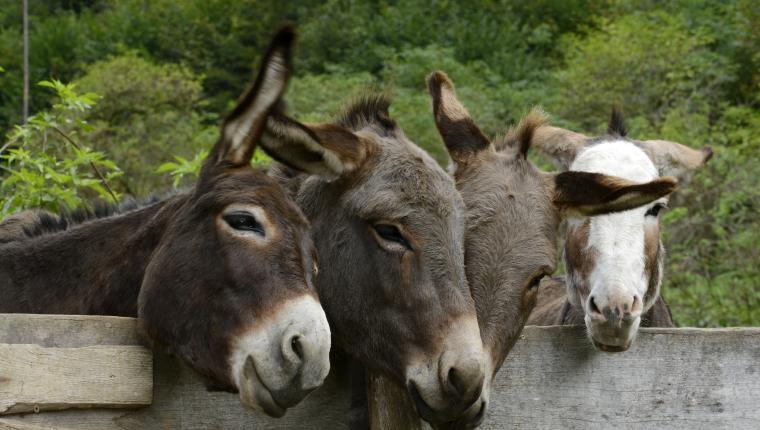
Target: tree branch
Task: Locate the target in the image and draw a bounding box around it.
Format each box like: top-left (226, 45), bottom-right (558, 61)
top-left (51, 126), bottom-right (119, 203)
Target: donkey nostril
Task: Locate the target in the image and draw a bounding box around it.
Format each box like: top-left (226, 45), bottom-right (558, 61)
top-left (448, 367), bottom-right (467, 397)
top-left (290, 335), bottom-right (304, 361)
top-left (589, 296), bottom-right (602, 315)
top-left (630, 295), bottom-right (642, 314)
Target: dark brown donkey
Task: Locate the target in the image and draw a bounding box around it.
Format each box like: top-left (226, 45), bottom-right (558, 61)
top-left (527, 110), bottom-right (711, 351)
top-left (426, 72), bottom-right (678, 428)
top-left (259, 95), bottom-right (487, 426)
top-left (0, 29), bottom-right (333, 418)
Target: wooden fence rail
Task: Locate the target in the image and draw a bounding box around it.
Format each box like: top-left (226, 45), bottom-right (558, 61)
top-left (1, 314), bottom-right (759, 429)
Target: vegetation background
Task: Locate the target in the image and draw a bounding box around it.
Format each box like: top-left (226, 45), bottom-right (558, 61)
top-left (0, 0), bottom-right (757, 327)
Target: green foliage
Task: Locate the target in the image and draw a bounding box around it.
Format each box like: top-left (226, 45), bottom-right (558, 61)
top-left (0, 0), bottom-right (757, 326)
top-left (156, 148), bottom-right (272, 188)
top-left (0, 80), bottom-right (122, 217)
top-left (156, 149), bottom-right (209, 188)
top-left (660, 106), bottom-right (760, 327)
top-left (554, 10), bottom-right (734, 132)
top-left (74, 53), bottom-right (216, 195)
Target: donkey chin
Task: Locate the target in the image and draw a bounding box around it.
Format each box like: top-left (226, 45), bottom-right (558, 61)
top-left (585, 313), bottom-right (642, 353)
top-left (229, 295), bottom-right (332, 417)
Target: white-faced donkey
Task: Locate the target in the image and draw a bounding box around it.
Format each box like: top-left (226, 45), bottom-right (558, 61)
top-left (528, 109), bottom-right (712, 352)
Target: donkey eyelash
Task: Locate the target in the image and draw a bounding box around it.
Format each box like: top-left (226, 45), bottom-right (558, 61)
top-left (645, 202), bottom-right (668, 217)
top-left (223, 212), bottom-right (265, 236)
top-left (372, 223), bottom-right (413, 251)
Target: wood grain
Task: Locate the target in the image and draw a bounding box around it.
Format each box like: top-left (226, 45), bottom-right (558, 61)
top-left (0, 344), bottom-right (153, 414)
top-left (1, 314), bottom-right (759, 429)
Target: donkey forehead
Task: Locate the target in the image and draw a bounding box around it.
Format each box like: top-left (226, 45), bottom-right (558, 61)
top-left (573, 140), bottom-right (658, 182)
top-left (345, 133), bottom-right (464, 221)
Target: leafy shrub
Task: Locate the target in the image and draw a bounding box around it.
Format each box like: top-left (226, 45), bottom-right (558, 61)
top-left (0, 80), bottom-right (121, 217)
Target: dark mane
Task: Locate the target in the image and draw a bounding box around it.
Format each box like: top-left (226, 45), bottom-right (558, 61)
top-left (21, 195), bottom-right (166, 239)
top-left (607, 106), bottom-right (627, 137)
top-left (335, 92), bottom-right (397, 133)
top-left (494, 107), bottom-right (548, 154)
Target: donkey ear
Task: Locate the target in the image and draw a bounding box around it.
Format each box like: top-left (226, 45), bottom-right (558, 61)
top-left (207, 27), bottom-right (294, 168)
top-left (637, 140), bottom-right (713, 179)
top-left (552, 171), bottom-right (678, 217)
top-left (530, 126), bottom-right (588, 171)
top-left (260, 111), bottom-right (368, 178)
top-left (427, 71), bottom-right (490, 165)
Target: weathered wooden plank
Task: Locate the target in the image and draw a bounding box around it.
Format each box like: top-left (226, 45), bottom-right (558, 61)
top-left (0, 344), bottom-right (152, 414)
top-left (1, 349), bottom-right (352, 430)
top-left (483, 325), bottom-right (760, 429)
top-left (0, 314), bottom-right (142, 348)
top-left (2, 315), bottom-right (759, 429)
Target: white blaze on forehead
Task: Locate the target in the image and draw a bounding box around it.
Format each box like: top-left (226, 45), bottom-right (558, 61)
top-left (223, 52), bottom-right (287, 160)
top-left (570, 141), bottom-right (662, 316)
top-left (229, 294), bottom-right (331, 406)
top-left (571, 140), bottom-right (658, 181)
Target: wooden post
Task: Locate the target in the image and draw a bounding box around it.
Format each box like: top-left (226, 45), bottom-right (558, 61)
top-left (366, 372), bottom-right (424, 430)
top-left (22, 0), bottom-right (29, 124)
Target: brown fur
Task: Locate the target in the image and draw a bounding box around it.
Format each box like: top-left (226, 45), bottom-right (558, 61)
top-left (0, 28), bottom-right (323, 393)
top-left (564, 220), bottom-right (595, 298)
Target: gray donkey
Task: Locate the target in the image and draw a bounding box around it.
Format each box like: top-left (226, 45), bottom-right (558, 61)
top-left (260, 94), bottom-right (487, 427)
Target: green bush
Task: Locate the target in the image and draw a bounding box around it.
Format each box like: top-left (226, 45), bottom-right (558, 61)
top-left (0, 80), bottom-right (121, 217)
top-left (0, 0), bottom-right (756, 326)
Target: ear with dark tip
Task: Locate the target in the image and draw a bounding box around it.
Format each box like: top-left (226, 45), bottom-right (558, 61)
top-left (608, 106), bottom-right (627, 137)
top-left (530, 125), bottom-right (588, 171)
top-left (637, 139), bottom-right (713, 179)
top-left (553, 171), bottom-right (678, 217)
top-left (427, 71), bottom-right (490, 164)
top-left (260, 111), bottom-right (368, 178)
top-left (205, 26), bottom-right (295, 170)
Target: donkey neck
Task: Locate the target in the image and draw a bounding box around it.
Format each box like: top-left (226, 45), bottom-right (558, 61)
top-left (0, 195), bottom-right (185, 315)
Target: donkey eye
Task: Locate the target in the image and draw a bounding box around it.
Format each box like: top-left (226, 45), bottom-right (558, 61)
top-left (372, 224), bottom-right (412, 250)
top-left (645, 203), bottom-right (668, 217)
top-left (223, 212), bottom-right (264, 235)
top-left (528, 274), bottom-right (545, 291)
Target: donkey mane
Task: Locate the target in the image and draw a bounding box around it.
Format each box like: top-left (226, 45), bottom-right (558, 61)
top-left (494, 108), bottom-right (548, 154)
top-left (336, 92), bottom-right (397, 133)
top-left (20, 195), bottom-right (166, 239)
top-left (607, 106), bottom-right (627, 137)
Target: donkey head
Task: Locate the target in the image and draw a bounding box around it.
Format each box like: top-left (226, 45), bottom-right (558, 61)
top-left (262, 95), bottom-right (487, 425)
top-left (137, 28), bottom-right (331, 417)
top-left (427, 72), bottom-right (679, 428)
top-left (532, 109), bottom-right (712, 352)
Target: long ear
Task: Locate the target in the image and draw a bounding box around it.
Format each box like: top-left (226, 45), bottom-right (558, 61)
top-left (531, 125), bottom-right (588, 171)
top-left (260, 111), bottom-right (369, 178)
top-left (553, 171), bottom-right (678, 217)
top-left (427, 71), bottom-right (490, 165)
top-left (206, 27), bottom-right (294, 169)
top-left (637, 140), bottom-right (712, 179)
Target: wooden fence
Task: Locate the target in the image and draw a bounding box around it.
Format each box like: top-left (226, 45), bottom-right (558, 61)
top-left (1, 313), bottom-right (759, 429)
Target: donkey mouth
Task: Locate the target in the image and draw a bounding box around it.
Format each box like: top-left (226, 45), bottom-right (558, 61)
top-left (430, 400), bottom-right (487, 430)
top-left (408, 380), bottom-right (439, 422)
top-left (591, 337), bottom-right (631, 353)
top-left (240, 355), bottom-right (287, 417)
top-left (408, 380), bottom-right (480, 425)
